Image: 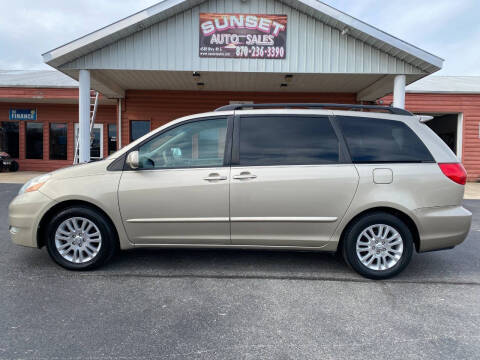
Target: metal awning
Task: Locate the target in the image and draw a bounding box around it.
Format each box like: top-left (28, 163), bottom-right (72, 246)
top-left (42, 0), bottom-right (444, 101)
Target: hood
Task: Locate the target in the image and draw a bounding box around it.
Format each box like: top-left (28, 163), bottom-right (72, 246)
top-left (48, 159), bottom-right (113, 180)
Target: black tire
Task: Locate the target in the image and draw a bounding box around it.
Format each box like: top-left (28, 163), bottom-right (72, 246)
top-left (45, 206), bottom-right (117, 270)
top-left (342, 212), bottom-right (413, 280)
top-left (9, 160), bottom-right (19, 172)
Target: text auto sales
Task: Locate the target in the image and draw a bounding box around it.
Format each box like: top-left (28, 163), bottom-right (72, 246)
top-left (199, 14), bottom-right (287, 59)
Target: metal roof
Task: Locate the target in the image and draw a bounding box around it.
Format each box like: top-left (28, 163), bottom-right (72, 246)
top-left (43, 0), bottom-right (443, 73)
top-left (0, 70), bottom-right (78, 88)
top-left (406, 76), bottom-right (480, 94)
top-left (0, 70), bottom-right (119, 104)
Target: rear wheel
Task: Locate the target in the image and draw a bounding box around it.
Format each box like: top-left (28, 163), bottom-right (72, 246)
top-left (45, 206), bottom-right (117, 270)
top-left (342, 212), bottom-right (413, 279)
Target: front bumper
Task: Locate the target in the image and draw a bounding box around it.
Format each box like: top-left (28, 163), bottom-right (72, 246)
top-left (8, 190), bottom-right (54, 248)
top-left (415, 205), bottom-right (472, 252)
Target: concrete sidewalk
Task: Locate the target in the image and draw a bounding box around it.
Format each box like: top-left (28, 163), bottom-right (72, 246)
top-left (0, 171), bottom-right (45, 184)
top-left (464, 182), bottom-right (480, 200)
top-left (2, 171), bottom-right (480, 200)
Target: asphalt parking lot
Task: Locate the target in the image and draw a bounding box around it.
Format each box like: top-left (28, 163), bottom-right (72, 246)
top-left (0, 183), bottom-right (479, 359)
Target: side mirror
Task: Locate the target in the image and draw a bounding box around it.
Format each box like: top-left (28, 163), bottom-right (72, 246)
top-left (126, 151), bottom-right (140, 170)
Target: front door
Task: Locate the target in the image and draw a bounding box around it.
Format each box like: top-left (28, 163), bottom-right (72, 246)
top-left (75, 123), bottom-right (103, 159)
top-left (230, 114), bottom-right (359, 247)
top-left (118, 117), bottom-right (232, 245)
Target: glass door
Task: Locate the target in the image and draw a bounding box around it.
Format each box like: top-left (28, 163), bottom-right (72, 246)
top-left (74, 124), bottom-right (104, 160)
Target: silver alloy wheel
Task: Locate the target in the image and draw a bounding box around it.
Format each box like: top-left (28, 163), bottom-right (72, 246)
top-left (356, 224), bottom-right (404, 271)
top-left (54, 217), bottom-right (102, 264)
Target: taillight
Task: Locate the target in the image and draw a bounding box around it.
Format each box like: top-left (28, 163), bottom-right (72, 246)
top-left (438, 163), bottom-right (467, 185)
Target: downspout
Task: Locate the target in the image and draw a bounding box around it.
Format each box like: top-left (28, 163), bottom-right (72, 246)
top-left (117, 99), bottom-right (122, 150)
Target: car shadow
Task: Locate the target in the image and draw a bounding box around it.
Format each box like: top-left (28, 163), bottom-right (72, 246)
top-left (97, 242), bottom-right (478, 283)
top-left (103, 247), bottom-right (351, 278)
top-left (8, 242), bottom-right (479, 284)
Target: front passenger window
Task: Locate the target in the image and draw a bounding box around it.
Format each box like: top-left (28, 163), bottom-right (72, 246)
top-left (137, 118), bottom-right (228, 169)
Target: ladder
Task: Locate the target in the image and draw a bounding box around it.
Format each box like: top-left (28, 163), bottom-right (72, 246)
top-left (73, 90), bottom-right (99, 164)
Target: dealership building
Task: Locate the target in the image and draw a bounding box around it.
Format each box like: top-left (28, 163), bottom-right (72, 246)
top-left (1, 0), bottom-right (479, 179)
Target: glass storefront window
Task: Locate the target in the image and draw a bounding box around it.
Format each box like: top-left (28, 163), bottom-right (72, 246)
top-left (0, 122), bottom-right (19, 158)
top-left (26, 123), bottom-right (43, 159)
top-left (49, 123), bottom-right (68, 160)
top-left (130, 120), bottom-right (150, 142)
top-left (108, 124), bottom-right (117, 155)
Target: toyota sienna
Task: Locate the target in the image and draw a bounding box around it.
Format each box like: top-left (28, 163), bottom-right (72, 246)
top-left (9, 103), bottom-right (472, 279)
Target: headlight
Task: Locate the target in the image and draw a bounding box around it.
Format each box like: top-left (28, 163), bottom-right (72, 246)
top-left (18, 174), bottom-right (52, 195)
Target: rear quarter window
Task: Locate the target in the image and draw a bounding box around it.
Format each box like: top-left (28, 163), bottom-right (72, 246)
top-left (337, 116), bottom-right (434, 163)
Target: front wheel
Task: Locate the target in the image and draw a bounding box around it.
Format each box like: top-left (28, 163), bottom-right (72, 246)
top-left (342, 212), bottom-right (413, 279)
top-left (45, 206), bottom-right (117, 270)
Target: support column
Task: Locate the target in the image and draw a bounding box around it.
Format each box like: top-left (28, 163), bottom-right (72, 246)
top-left (393, 74), bottom-right (406, 109)
top-left (79, 70), bottom-right (91, 163)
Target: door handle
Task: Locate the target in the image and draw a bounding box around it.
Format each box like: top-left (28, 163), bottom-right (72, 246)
top-left (233, 172), bottom-right (257, 180)
top-left (203, 173), bottom-right (228, 181)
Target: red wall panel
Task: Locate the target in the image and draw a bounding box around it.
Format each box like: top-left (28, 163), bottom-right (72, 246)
top-left (121, 90), bottom-right (357, 146)
top-left (0, 87), bottom-right (79, 100)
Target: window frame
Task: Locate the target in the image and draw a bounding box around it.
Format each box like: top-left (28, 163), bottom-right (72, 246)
top-left (231, 114), bottom-right (351, 167)
top-left (74, 123), bottom-right (104, 160)
top-left (123, 116), bottom-right (234, 171)
top-left (334, 115), bottom-right (435, 164)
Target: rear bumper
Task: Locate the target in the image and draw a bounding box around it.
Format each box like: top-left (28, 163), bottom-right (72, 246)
top-left (8, 190), bottom-right (54, 248)
top-left (414, 205), bottom-right (472, 252)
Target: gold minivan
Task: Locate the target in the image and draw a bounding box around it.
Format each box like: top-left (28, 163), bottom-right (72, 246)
top-left (9, 104), bottom-right (472, 279)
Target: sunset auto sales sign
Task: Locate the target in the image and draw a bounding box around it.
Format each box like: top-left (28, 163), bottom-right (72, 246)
top-left (199, 13), bottom-right (287, 59)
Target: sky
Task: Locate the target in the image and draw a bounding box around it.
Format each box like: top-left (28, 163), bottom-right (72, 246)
top-left (0, 0), bottom-right (478, 75)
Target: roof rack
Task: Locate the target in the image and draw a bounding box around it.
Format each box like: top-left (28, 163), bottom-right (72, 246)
top-left (215, 103), bottom-right (412, 116)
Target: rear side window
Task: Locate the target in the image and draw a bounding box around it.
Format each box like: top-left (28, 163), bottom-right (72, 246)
top-left (337, 116), bottom-right (434, 163)
top-left (239, 116), bottom-right (339, 166)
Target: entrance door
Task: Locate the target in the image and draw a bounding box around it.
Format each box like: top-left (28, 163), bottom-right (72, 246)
top-left (75, 123), bottom-right (104, 159)
top-left (230, 115), bottom-right (358, 247)
top-left (118, 117), bottom-right (231, 245)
